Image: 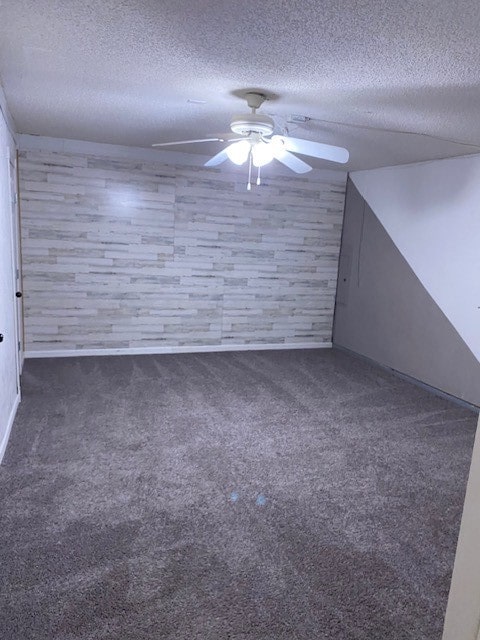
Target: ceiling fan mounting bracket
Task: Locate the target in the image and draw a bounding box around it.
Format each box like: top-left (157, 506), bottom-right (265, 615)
top-left (244, 92), bottom-right (268, 111)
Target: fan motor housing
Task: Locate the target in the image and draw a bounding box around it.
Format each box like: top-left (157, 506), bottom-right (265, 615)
top-left (230, 113), bottom-right (274, 136)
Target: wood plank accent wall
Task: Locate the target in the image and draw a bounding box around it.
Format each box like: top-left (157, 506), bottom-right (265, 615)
top-left (18, 149), bottom-right (346, 353)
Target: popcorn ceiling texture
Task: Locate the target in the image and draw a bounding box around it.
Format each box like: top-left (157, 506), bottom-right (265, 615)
top-left (19, 149), bottom-right (346, 353)
top-left (2, 1), bottom-right (480, 169)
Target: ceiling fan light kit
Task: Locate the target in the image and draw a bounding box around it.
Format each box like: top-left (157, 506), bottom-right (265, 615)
top-left (226, 140), bottom-right (251, 165)
top-left (251, 141), bottom-right (275, 167)
top-left (153, 91), bottom-right (349, 190)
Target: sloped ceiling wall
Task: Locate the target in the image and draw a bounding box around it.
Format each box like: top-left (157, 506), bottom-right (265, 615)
top-left (350, 155), bottom-right (480, 363)
top-left (335, 153), bottom-right (480, 407)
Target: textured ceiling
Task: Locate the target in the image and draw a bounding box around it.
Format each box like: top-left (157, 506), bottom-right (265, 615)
top-left (1, 0), bottom-right (480, 170)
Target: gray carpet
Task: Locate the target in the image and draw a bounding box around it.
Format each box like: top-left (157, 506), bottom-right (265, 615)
top-left (1, 349), bottom-right (477, 640)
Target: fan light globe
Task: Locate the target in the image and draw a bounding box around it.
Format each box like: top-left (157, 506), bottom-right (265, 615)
top-left (252, 142), bottom-right (274, 167)
top-left (226, 140), bottom-right (250, 165)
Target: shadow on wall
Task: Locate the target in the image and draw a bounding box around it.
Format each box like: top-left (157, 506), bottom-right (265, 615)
top-left (349, 151), bottom-right (480, 370)
top-left (333, 178), bottom-right (480, 407)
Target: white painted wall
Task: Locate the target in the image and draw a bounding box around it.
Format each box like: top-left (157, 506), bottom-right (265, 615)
top-left (351, 155), bottom-right (480, 363)
top-left (0, 86), bottom-right (20, 461)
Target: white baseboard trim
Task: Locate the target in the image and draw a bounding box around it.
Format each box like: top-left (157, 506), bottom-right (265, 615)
top-left (25, 342), bottom-right (332, 359)
top-left (0, 392), bottom-right (20, 464)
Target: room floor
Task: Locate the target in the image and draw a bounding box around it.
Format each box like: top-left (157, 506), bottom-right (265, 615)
top-left (1, 349), bottom-right (477, 640)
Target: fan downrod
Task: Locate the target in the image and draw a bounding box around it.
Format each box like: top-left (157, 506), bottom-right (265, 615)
top-left (230, 92), bottom-right (273, 136)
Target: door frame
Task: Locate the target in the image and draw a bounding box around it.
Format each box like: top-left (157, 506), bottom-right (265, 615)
top-left (6, 145), bottom-right (21, 391)
top-left (442, 414), bottom-right (480, 640)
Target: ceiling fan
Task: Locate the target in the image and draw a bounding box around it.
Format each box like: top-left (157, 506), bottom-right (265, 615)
top-left (153, 92), bottom-right (349, 190)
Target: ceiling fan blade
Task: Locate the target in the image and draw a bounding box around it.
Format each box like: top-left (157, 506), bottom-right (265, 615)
top-left (152, 137), bottom-right (225, 147)
top-left (271, 148), bottom-right (312, 173)
top-left (204, 147), bottom-right (231, 167)
top-left (272, 135), bottom-right (349, 164)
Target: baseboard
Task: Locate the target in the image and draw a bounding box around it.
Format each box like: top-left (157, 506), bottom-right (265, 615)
top-left (333, 344), bottom-right (479, 413)
top-left (25, 341), bottom-right (333, 359)
top-left (0, 392), bottom-right (21, 464)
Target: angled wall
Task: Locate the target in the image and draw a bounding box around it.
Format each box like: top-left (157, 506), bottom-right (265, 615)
top-left (334, 178), bottom-right (480, 407)
top-left (351, 155), bottom-right (480, 363)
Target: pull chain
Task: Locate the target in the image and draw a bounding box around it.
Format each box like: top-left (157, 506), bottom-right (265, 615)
top-left (256, 165), bottom-right (261, 186)
top-left (247, 150), bottom-right (252, 191)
